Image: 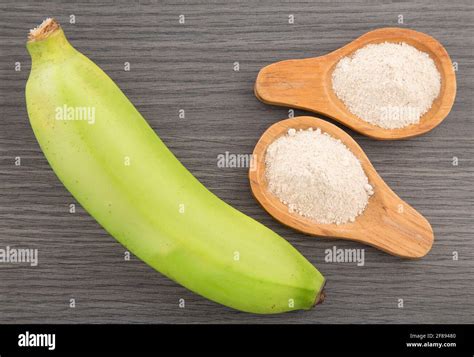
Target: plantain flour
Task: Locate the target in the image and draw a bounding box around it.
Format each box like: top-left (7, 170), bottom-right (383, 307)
top-left (331, 42), bottom-right (441, 129)
top-left (265, 128), bottom-right (374, 225)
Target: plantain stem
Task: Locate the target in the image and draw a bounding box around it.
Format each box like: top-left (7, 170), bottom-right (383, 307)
top-left (28, 18), bottom-right (61, 42)
top-left (26, 21), bottom-right (76, 67)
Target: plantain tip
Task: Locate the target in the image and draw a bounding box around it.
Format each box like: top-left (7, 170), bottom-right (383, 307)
top-left (316, 289), bottom-right (326, 305)
top-left (28, 18), bottom-right (61, 42)
top-left (314, 279), bottom-right (327, 307)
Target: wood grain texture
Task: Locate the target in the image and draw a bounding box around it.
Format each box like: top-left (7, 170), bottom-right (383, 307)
top-left (0, 0), bottom-right (473, 324)
top-left (254, 27), bottom-right (457, 139)
top-left (249, 116), bottom-right (434, 258)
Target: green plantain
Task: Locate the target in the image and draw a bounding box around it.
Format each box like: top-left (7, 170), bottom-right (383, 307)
top-left (25, 19), bottom-right (325, 314)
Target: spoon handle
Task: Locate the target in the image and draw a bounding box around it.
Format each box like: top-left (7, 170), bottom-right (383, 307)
top-left (255, 56), bottom-right (334, 114)
top-left (353, 193), bottom-right (434, 258)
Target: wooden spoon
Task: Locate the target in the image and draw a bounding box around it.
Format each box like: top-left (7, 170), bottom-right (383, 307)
top-left (249, 116), bottom-right (434, 258)
top-left (255, 27), bottom-right (456, 140)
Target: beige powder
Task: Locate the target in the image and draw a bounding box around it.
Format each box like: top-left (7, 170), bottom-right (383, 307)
top-left (331, 42), bottom-right (441, 129)
top-left (265, 128), bottom-right (373, 225)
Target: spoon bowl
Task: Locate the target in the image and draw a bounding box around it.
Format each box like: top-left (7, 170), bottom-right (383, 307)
top-left (249, 116), bottom-right (434, 258)
top-left (255, 28), bottom-right (456, 140)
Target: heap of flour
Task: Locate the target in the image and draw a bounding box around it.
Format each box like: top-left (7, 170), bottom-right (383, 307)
top-left (265, 128), bottom-right (374, 225)
top-left (331, 42), bottom-right (441, 129)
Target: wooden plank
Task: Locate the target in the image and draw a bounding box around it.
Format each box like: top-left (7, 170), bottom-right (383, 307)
top-left (0, 0), bottom-right (472, 323)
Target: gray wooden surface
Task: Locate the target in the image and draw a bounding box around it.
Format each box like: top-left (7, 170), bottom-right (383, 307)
top-left (0, 0), bottom-right (473, 324)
